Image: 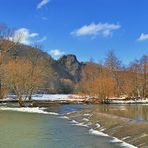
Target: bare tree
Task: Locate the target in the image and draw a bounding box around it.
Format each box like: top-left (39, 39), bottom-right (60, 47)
top-left (0, 24), bottom-right (22, 99)
top-left (140, 55), bottom-right (148, 98)
top-left (104, 50), bottom-right (122, 97)
top-left (129, 60), bottom-right (142, 98)
top-left (4, 58), bottom-right (45, 106)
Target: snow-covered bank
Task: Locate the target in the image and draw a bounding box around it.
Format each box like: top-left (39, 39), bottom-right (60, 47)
top-left (107, 98), bottom-right (148, 104)
top-left (32, 94), bottom-right (84, 101)
top-left (0, 106), bottom-right (59, 115)
top-left (1, 94), bottom-right (148, 105)
top-left (3, 94), bottom-right (84, 101)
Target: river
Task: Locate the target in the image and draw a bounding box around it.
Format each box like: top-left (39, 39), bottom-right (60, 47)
top-left (0, 104), bottom-right (147, 148)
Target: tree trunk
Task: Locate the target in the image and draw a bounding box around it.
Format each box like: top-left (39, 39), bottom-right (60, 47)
top-left (28, 89), bottom-right (33, 100)
top-left (0, 78), bottom-right (2, 99)
top-left (28, 95), bottom-right (32, 101)
top-left (18, 97), bottom-right (24, 107)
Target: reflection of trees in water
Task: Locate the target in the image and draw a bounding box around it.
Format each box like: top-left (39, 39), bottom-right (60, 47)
top-left (94, 105), bottom-right (148, 121)
top-left (130, 105), bottom-right (148, 121)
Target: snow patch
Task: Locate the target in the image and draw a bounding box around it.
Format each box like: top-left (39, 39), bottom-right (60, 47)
top-left (71, 120), bottom-right (79, 124)
top-left (89, 129), bottom-right (109, 137)
top-left (95, 123), bottom-right (101, 128)
top-left (0, 107), bottom-right (59, 115)
top-left (89, 128), bottom-right (137, 148)
top-left (110, 137), bottom-right (137, 148)
top-left (82, 118), bottom-right (89, 122)
top-left (109, 98), bottom-right (148, 104)
top-left (84, 113), bottom-right (90, 116)
top-left (100, 128), bottom-right (106, 132)
top-left (32, 94), bottom-right (84, 101)
top-left (4, 94), bottom-right (84, 101)
top-left (71, 120), bottom-right (88, 127)
top-left (74, 122), bottom-right (89, 127)
top-left (121, 136), bottom-right (131, 140)
top-left (59, 116), bottom-right (70, 120)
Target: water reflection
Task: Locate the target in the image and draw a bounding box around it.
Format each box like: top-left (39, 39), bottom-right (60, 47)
top-left (46, 104), bottom-right (148, 122)
top-left (88, 104), bottom-right (148, 122)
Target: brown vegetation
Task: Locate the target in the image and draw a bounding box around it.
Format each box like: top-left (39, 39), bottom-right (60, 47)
top-left (0, 24), bottom-right (147, 106)
top-left (4, 58), bottom-right (45, 106)
top-left (78, 50), bottom-right (148, 101)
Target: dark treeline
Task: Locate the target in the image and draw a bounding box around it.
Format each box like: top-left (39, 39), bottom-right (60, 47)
top-left (0, 24), bottom-right (147, 106)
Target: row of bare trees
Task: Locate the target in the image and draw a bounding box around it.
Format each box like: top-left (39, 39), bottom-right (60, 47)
top-left (78, 50), bottom-right (148, 100)
top-left (0, 24), bottom-right (49, 106)
top-left (4, 57), bottom-right (47, 106)
top-left (0, 24), bottom-right (75, 106)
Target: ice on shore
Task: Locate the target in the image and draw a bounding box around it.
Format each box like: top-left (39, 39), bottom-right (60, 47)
top-left (0, 107), bottom-right (59, 115)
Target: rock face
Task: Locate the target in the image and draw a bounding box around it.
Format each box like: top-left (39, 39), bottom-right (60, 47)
top-left (15, 44), bottom-right (84, 83)
top-left (53, 54), bottom-right (84, 82)
top-left (5, 42), bottom-right (86, 93)
top-left (59, 55), bottom-right (83, 82)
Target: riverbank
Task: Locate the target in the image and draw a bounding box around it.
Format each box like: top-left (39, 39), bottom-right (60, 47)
top-left (104, 98), bottom-right (148, 104)
top-left (0, 94), bottom-right (148, 106)
top-left (66, 105), bottom-right (148, 148)
top-left (0, 94), bottom-right (85, 106)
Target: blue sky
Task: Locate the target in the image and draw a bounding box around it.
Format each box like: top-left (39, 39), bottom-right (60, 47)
top-left (0, 0), bottom-right (148, 64)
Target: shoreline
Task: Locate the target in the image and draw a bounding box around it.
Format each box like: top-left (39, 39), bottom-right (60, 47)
top-left (0, 98), bottom-right (148, 107)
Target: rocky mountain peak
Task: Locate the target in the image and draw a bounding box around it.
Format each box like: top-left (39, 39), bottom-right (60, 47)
top-left (59, 54), bottom-right (79, 65)
top-left (57, 54), bottom-right (83, 82)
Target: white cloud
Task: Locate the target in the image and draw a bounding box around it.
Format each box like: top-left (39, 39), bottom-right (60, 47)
top-left (37, 0), bottom-right (50, 9)
top-left (36, 36), bottom-right (47, 42)
top-left (50, 49), bottom-right (65, 56)
top-left (138, 33), bottom-right (148, 41)
top-left (13, 28), bottom-right (38, 45)
top-left (71, 23), bottom-right (121, 37)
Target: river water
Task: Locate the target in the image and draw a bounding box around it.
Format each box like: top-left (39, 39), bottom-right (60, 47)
top-left (0, 104), bottom-right (147, 148)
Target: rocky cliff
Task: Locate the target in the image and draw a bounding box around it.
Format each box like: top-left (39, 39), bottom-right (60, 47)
top-left (15, 44), bottom-right (84, 83)
top-left (53, 54), bottom-right (84, 82)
